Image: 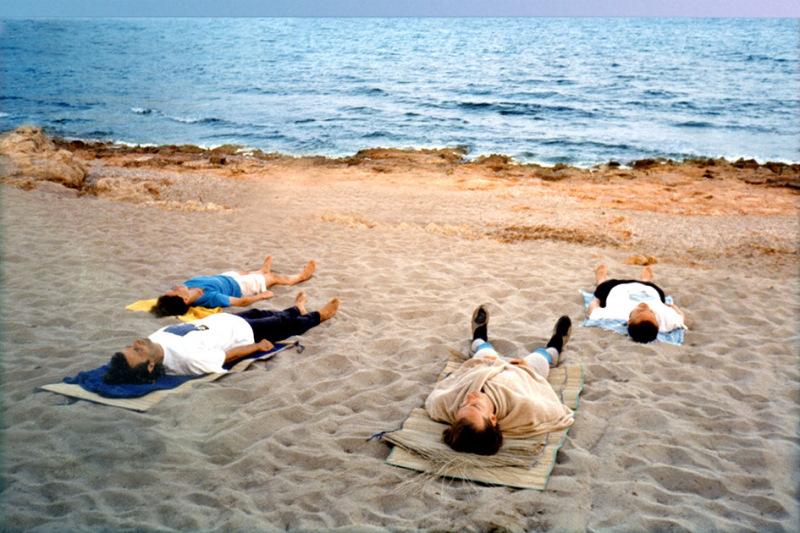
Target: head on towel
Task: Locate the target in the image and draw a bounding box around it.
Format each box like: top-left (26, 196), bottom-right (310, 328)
top-left (151, 285), bottom-right (192, 317)
top-left (627, 302), bottom-right (659, 343)
top-left (443, 391), bottom-right (503, 455)
top-left (103, 338), bottom-right (166, 385)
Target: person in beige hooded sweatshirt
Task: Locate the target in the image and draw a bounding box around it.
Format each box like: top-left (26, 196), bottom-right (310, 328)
top-left (424, 306), bottom-right (575, 455)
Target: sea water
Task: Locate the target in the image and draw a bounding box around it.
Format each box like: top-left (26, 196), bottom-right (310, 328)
top-left (1, 18), bottom-right (797, 166)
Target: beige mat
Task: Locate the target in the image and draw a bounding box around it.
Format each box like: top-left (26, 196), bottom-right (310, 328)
top-left (382, 352), bottom-right (583, 490)
top-left (41, 343), bottom-right (298, 412)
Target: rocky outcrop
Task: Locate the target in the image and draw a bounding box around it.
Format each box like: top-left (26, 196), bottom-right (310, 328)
top-left (0, 126), bottom-right (88, 189)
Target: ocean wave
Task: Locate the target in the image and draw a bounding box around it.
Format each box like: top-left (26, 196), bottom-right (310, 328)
top-left (86, 129), bottom-right (113, 137)
top-left (53, 117), bottom-right (92, 124)
top-left (673, 121), bottom-right (714, 128)
top-left (745, 54), bottom-right (791, 63)
top-left (340, 106), bottom-right (380, 115)
top-left (671, 101), bottom-right (700, 111)
top-left (643, 89), bottom-right (680, 99)
top-left (164, 114), bottom-right (224, 125)
top-left (218, 130), bottom-right (287, 141)
top-left (353, 87), bottom-right (386, 96)
top-left (52, 101), bottom-right (90, 110)
top-left (130, 107), bottom-right (227, 126)
top-left (540, 138), bottom-right (629, 150)
top-left (232, 86), bottom-right (280, 95)
top-left (455, 101), bottom-right (594, 119)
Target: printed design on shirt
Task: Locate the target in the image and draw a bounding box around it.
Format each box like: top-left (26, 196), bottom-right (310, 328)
top-left (630, 290), bottom-right (656, 302)
top-left (164, 324), bottom-right (210, 336)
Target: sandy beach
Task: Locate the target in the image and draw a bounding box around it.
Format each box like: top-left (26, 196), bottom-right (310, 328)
top-left (1, 129), bottom-right (799, 531)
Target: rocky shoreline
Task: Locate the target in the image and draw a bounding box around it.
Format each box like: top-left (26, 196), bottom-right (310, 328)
top-left (57, 133), bottom-right (800, 189)
top-left (2, 126), bottom-right (798, 196)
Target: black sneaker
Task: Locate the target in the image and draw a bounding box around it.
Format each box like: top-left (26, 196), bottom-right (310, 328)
top-left (471, 305), bottom-right (489, 342)
top-left (546, 315), bottom-right (572, 357)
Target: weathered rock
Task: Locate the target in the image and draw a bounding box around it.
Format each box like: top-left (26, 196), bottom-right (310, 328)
top-left (473, 154), bottom-right (514, 171)
top-left (0, 125), bottom-right (87, 188)
top-left (94, 177), bottom-right (161, 203)
top-left (30, 179), bottom-right (81, 198)
top-left (733, 158), bottom-right (760, 169)
top-left (629, 158), bottom-right (667, 170)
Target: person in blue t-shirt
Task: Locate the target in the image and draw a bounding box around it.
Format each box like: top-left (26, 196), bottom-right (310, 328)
top-left (151, 255), bottom-right (315, 317)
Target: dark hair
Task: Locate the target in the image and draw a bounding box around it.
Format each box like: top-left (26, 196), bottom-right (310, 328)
top-left (103, 352), bottom-right (165, 385)
top-left (628, 320), bottom-right (659, 343)
top-left (151, 295), bottom-right (189, 317)
top-left (442, 417), bottom-right (503, 456)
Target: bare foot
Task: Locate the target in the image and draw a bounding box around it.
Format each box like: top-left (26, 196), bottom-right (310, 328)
top-left (264, 259), bottom-right (316, 288)
top-left (641, 265), bottom-right (653, 282)
top-left (295, 291), bottom-right (308, 315)
top-left (299, 259), bottom-right (316, 281)
top-left (318, 297), bottom-right (340, 322)
top-left (595, 264), bottom-right (608, 285)
top-left (261, 255), bottom-right (273, 274)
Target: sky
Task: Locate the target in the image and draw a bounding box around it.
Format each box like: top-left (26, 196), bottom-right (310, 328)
top-left (1, 0), bottom-right (799, 18)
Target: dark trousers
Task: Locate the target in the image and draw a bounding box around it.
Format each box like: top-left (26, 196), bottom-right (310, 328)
top-left (594, 280), bottom-right (666, 307)
top-left (234, 307), bottom-right (321, 343)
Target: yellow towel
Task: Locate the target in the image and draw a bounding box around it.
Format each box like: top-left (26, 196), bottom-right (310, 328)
top-left (125, 299), bottom-right (222, 322)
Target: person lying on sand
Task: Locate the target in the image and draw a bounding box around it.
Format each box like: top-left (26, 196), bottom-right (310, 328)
top-left (104, 292), bottom-right (338, 385)
top-left (424, 306), bottom-right (575, 456)
top-left (587, 264), bottom-right (687, 343)
top-left (151, 255), bottom-right (316, 317)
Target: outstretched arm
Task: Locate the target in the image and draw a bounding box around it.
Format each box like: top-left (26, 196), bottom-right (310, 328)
top-left (228, 291), bottom-right (275, 307)
top-left (224, 339), bottom-right (274, 363)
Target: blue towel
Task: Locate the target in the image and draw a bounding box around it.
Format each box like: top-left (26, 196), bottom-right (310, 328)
top-left (64, 342), bottom-right (300, 399)
top-left (581, 290), bottom-right (684, 345)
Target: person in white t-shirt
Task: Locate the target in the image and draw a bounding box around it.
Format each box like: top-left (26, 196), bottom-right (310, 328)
top-left (103, 292), bottom-right (338, 384)
top-left (587, 264), bottom-right (686, 343)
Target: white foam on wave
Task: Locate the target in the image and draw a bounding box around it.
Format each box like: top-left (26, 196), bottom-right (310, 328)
top-left (164, 114), bottom-right (209, 124)
top-left (107, 138), bottom-right (159, 148)
top-left (166, 115), bottom-right (199, 124)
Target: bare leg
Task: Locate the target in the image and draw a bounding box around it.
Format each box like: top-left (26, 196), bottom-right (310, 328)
top-left (595, 264), bottom-right (608, 286)
top-left (260, 255), bottom-right (273, 274)
top-left (588, 265), bottom-right (607, 316)
top-left (236, 255), bottom-right (273, 276)
top-left (295, 291), bottom-right (308, 315)
top-left (640, 265), bottom-right (653, 282)
top-left (318, 297), bottom-right (340, 322)
top-left (264, 259), bottom-right (316, 288)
